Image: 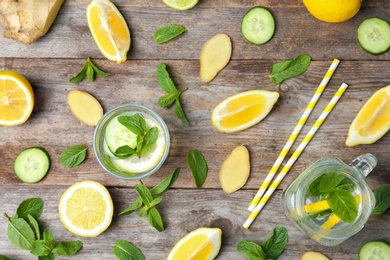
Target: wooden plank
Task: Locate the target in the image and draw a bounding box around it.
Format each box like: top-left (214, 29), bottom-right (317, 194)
top-left (0, 5), bottom-right (389, 60)
top-left (0, 187), bottom-right (388, 259)
top-left (0, 59), bottom-right (389, 190)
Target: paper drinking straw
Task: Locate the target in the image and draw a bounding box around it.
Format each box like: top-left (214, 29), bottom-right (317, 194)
top-left (247, 58), bottom-right (340, 211)
top-left (243, 83), bottom-right (348, 229)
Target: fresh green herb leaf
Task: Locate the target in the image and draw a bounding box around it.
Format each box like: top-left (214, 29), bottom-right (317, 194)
top-left (31, 240), bottom-right (52, 256)
top-left (154, 24), bottom-right (186, 44)
top-left (319, 173), bottom-right (346, 194)
top-left (0, 255), bottom-right (10, 260)
top-left (147, 207), bottom-right (164, 232)
top-left (187, 150), bottom-right (208, 188)
top-left (135, 184), bottom-right (154, 207)
top-left (269, 54), bottom-right (311, 84)
top-left (150, 168), bottom-right (180, 197)
top-left (372, 186), bottom-right (390, 216)
top-left (328, 189), bottom-right (358, 222)
top-left (43, 229), bottom-right (53, 243)
top-left (16, 198), bottom-right (44, 220)
top-left (306, 175), bottom-right (322, 197)
top-left (114, 145), bottom-right (137, 159)
top-left (69, 57), bottom-right (110, 83)
top-left (261, 227), bottom-right (288, 259)
top-left (149, 197), bottom-right (163, 208)
top-left (27, 214), bottom-right (41, 240)
top-left (138, 206), bottom-right (148, 217)
top-left (52, 241), bottom-right (83, 256)
top-left (309, 209), bottom-right (333, 219)
top-left (118, 114), bottom-right (147, 136)
top-left (156, 63), bottom-right (189, 125)
top-left (60, 145), bottom-right (87, 168)
top-left (237, 240), bottom-right (266, 260)
top-left (139, 127), bottom-right (159, 156)
top-left (38, 252), bottom-right (55, 260)
top-left (113, 240), bottom-right (146, 260)
top-left (119, 199), bottom-right (143, 216)
top-left (4, 213), bottom-right (35, 250)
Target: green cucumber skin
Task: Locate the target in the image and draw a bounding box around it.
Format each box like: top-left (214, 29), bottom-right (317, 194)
top-left (13, 147), bottom-right (51, 184)
top-left (241, 6), bottom-right (275, 45)
top-left (357, 17), bottom-right (390, 55)
top-left (358, 241), bottom-right (390, 260)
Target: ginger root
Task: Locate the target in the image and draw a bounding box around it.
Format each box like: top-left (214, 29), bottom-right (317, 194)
top-left (67, 90), bottom-right (103, 126)
top-left (300, 251), bottom-right (329, 260)
top-left (0, 0), bottom-right (63, 44)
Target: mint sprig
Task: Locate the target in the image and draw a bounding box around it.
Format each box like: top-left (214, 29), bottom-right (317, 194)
top-left (156, 63), bottom-right (189, 125)
top-left (69, 57), bottom-right (110, 83)
top-left (4, 198), bottom-right (83, 257)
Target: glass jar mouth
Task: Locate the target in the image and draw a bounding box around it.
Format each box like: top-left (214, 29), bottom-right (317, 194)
top-left (93, 103), bottom-right (170, 181)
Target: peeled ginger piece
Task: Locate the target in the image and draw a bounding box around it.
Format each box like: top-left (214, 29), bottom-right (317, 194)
top-left (67, 90), bottom-right (103, 126)
top-left (219, 145), bottom-right (250, 193)
top-left (300, 251), bottom-right (329, 260)
top-left (0, 0), bottom-right (63, 44)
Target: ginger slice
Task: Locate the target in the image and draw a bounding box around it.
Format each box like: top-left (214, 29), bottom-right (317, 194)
top-left (301, 251), bottom-right (329, 260)
top-left (67, 90), bottom-right (103, 126)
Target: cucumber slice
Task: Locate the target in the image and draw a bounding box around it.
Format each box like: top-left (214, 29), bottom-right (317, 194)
top-left (14, 147), bottom-right (51, 183)
top-left (104, 115), bottom-right (137, 152)
top-left (357, 17), bottom-right (390, 55)
top-left (241, 6), bottom-right (275, 45)
top-left (359, 241), bottom-right (390, 260)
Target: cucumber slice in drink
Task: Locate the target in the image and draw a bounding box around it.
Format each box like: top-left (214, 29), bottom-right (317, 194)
top-left (359, 241), bottom-right (390, 260)
top-left (241, 6), bottom-right (275, 45)
top-left (104, 115), bottom-right (137, 152)
top-left (357, 17), bottom-right (390, 55)
top-left (14, 147), bottom-right (51, 183)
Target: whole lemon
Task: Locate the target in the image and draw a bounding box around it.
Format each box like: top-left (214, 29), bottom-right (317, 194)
top-left (303, 0), bottom-right (361, 23)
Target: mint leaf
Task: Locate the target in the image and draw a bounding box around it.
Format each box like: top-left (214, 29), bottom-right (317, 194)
top-left (187, 150), bottom-right (208, 188)
top-left (118, 114), bottom-right (147, 136)
top-left (5, 213), bottom-right (35, 250)
top-left (16, 198), bottom-right (44, 220)
top-left (52, 241), bottom-right (83, 256)
top-left (154, 24), bottom-right (186, 44)
top-left (328, 189), bottom-right (358, 222)
top-left (38, 252), bottom-right (54, 260)
top-left (174, 98), bottom-right (189, 125)
top-left (115, 145), bottom-right (137, 159)
top-left (119, 199), bottom-right (143, 216)
top-left (319, 173), bottom-right (346, 194)
top-left (372, 186), bottom-right (390, 216)
top-left (157, 63), bottom-right (178, 94)
top-left (69, 57), bottom-right (110, 83)
top-left (27, 214), bottom-right (41, 240)
top-left (237, 240), bottom-right (266, 260)
top-left (43, 229), bottom-right (53, 243)
top-left (158, 93), bottom-right (177, 108)
top-left (139, 127), bottom-right (158, 156)
top-left (113, 240), bottom-right (146, 260)
top-left (60, 145), bottom-right (87, 168)
top-left (261, 227), bottom-right (288, 259)
top-left (270, 54), bottom-right (311, 84)
top-left (150, 168), bottom-right (180, 197)
top-left (31, 240), bottom-right (52, 256)
top-left (147, 207), bottom-right (164, 232)
top-left (135, 184), bottom-right (154, 207)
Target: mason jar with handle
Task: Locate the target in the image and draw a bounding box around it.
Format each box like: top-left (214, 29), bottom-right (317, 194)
top-left (281, 153), bottom-right (377, 246)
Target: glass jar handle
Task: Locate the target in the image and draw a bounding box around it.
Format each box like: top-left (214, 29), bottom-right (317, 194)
top-left (349, 153), bottom-right (377, 177)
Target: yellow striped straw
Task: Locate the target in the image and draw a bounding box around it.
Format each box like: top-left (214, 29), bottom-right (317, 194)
top-left (247, 58), bottom-right (340, 211)
top-left (243, 83), bottom-right (348, 229)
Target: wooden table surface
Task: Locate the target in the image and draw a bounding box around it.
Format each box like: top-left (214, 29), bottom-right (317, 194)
top-left (1, 0), bottom-right (390, 259)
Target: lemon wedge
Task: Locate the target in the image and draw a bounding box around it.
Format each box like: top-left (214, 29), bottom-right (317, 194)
top-left (0, 70), bottom-right (34, 126)
top-left (211, 89), bottom-right (279, 133)
top-left (86, 0), bottom-right (131, 63)
top-left (58, 180), bottom-right (114, 237)
top-left (167, 227), bottom-right (222, 260)
top-left (346, 85), bottom-right (390, 146)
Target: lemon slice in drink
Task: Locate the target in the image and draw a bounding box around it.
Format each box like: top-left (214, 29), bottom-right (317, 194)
top-left (346, 85), bottom-right (390, 146)
top-left (0, 71), bottom-right (34, 126)
top-left (86, 0), bottom-right (131, 63)
top-left (211, 90), bottom-right (279, 133)
top-left (58, 180), bottom-right (113, 237)
top-left (162, 0), bottom-right (199, 10)
top-left (167, 227), bottom-right (222, 260)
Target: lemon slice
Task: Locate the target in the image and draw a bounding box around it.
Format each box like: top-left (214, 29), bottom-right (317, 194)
top-left (346, 85), bottom-right (390, 146)
top-left (86, 0), bottom-right (131, 63)
top-left (0, 70), bottom-right (34, 126)
top-left (109, 118), bottom-right (166, 173)
top-left (58, 180), bottom-right (114, 237)
top-left (162, 0), bottom-right (199, 10)
top-left (211, 89), bottom-right (279, 133)
top-left (167, 227), bottom-right (222, 260)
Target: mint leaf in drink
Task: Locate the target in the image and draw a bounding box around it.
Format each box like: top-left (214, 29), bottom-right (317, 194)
top-left (139, 127), bottom-right (159, 156)
top-left (154, 24), bottom-right (186, 44)
top-left (4, 213), bottom-right (35, 250)
top-left (328, 189), bottom-right (358, 222)
top-left (69, 57), bottom-right (110, 83)
top-left (31, 240), bottom-right (52, 256)
top-left (237, 240), bottom-right (266, 260)
top-left (319, 172), bottom-right (346, 194)
top-left (52, 241), bottom-right (83, 256)
top-left (261, 227), bottom-right (288, 259)
top-left (60, 145), bottom-right (87, 168)
top-left (270, 54), bottom-right (311, 84)
top-left (114, 145), bottom-right (137, 159)
top-left (187, 150), bottom-right (208, 188)
top-left (147, 207), bottom-right (164, 232)
top-left (16, 198), bottom-right (44, 219)
top-left (156, 63), bottom-right (189, 125)
top-left (118, 114), bottom-right (147, 136)
top-left (372, 186), bottom-right (390, 216)
top-left (113, 240), bottom-right (146, 260)
top-left (150, 168), bottom-right (180, 197)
